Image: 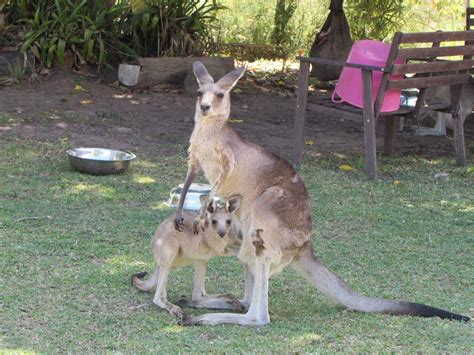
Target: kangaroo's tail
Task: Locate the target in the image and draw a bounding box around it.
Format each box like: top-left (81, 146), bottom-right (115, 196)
top-left (131, 267), bottom-right (159, 292)
top-left (293, 251), bottom-right (469, 322)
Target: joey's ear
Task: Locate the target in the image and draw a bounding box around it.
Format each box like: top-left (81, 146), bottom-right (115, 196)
top-left (225, 195), bottom-right (242, 214)
top-left (207, 198), bottom-right (217, 214)
top-left (193, 61), bottom-right (214, 86)
top-left (216, 67), bottom-right (245, 91)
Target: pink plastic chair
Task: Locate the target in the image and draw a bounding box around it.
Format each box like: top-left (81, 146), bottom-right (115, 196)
top-left (332, 40), bottom-right (404, 112)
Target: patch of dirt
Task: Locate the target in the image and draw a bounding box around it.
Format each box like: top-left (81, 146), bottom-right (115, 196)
top-left (0, 70), bottom-right (472, 162)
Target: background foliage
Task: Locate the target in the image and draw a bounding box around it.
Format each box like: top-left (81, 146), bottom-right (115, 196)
top-left (0, 0), bottom-right (469, 69)
top-left (215, 0), bottom-right (468, 56)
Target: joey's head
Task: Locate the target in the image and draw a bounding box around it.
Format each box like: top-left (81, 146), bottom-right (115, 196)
top-left (199, 194), bottom-right (242, 238)
top-left (193, 61), bottom-right (245, 120)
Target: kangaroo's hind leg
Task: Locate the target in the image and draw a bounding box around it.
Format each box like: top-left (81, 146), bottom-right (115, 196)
top-left (177, 260), bottom-right (246, 312)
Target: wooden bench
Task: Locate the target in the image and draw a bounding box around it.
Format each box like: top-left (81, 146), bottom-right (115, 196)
top-left (292, 30), bottom-right (474, 179)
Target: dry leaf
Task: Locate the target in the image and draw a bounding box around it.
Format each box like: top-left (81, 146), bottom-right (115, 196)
top-left (79, 99), bottom-right (94, 105)
top-left (305, 140), bottom-right (315, 145)
top-left (339, 164), bottom-right (353, 172)
top-left (228, 119), bottom-right (244, 123)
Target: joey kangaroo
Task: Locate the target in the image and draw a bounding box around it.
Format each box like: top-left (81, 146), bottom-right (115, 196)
top-left (173, 61), bottom-right (470, 326)
top-left (132, 195), bottom-right (248, 321)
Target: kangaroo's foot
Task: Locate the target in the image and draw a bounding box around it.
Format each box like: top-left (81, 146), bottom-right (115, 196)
top-left (177, 294), bottom-right (246, 313)
top-left (154, 298), bottom-right (189, 322)
top-left (180, 311), bottom-right (269, 326)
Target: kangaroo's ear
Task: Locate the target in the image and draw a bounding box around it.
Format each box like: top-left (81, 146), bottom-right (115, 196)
top-left (226, 195), bottom-right (242, 214)
top-left (193, 61), bottom-right (214, 86)
top-left (217, 67), bottom-right (245, 92)
top-left (207, 198), bottom-right (216, 214)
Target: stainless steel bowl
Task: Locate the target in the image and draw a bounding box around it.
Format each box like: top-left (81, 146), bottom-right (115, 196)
top-left (66, 147), bottom-right (136, 175)
top-left (166, 183), bottom-right (218, 211)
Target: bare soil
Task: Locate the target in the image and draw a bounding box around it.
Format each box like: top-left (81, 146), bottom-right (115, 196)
top-left (0, 70), bottom-right (472, 162)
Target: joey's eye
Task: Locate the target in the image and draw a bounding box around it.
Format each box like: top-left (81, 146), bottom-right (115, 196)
top-left (226, 219), bottom-right (231, 225)
top-left (197, 90), bottom-right (203, 97)
top-left (216, 92), bottom-right (224, 99)
top-left (212, 220), bottom-right (217, 225)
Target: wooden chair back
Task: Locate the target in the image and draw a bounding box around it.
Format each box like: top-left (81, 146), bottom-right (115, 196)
top-left (374, 31), bottom-right (474, 117)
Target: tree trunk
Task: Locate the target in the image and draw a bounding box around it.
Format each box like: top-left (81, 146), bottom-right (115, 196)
top-left (271, 0), bottom-right (298, 46)
top-left (309, 0), bottom-right (353, 81)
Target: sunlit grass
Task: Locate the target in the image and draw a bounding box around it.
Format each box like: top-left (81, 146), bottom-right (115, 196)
top-left (0, 138), bottom-right (472, 353)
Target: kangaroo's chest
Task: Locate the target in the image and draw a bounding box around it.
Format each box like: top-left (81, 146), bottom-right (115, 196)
top-left (190, 128), bottom-right (230, 186)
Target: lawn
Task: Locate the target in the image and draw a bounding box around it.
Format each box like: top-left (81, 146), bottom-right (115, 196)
top-left (1, 136), bottom-right (472, 352)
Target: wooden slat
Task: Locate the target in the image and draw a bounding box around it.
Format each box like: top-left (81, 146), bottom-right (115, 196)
top-left (397, 45), bottom-right (474, 60)
top-left (374, 32), bottom-right (402, 118)
top-left (412, 39), bottom-right (441, 121)
top-left (450, 84), bottom-right (467, 166)
top-left (362, 69), bottom-right (377, 179)
top-left (297, 56), bottom-right (386, 72)
top-left (383, 116), bottom-right (395, 156)
top-left (387, 73), bottom-right (470, 90)
top-left (399, 31), bottom-right (474, 43)
top-left (392, 60), bottom-right (474, 74)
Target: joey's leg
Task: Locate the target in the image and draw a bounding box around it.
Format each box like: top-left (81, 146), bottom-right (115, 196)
top-left (153, 265), bottom-right (187, 321)
top-left (178, 260), bottom-right (246, 312)
top-left (181, 261), bottom-right (270, 326)
top-left (132, 266), bottom-right (160, 292)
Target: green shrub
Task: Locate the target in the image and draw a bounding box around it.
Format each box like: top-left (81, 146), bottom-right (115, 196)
top-left (11, 0), bottom-right (130, 69)
top-left (123, 0), bottom-right (225, 57)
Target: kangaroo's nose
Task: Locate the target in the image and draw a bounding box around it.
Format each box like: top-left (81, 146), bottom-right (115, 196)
top-left (201, 104), bottom-right (211, 112)
top-left (218, 230), bottom-right (226, 238)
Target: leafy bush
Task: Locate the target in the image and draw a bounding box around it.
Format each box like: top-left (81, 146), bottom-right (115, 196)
top-left (124, 0), bottom-right (225, 57)
top-left (9, 0), bottom-right (129, 69)
top-left (215, 0), bottom-right (327, 58)
top-left (345, 0), bottom-right (405, 41)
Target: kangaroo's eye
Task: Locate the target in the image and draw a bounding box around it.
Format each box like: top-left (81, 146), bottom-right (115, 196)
top-left (226, 219), bottom-right (231, 225)
top-left (216, 92), bottom-right (225, 99)
top-left (197, 90), bottom-right (203, 97)
top-left (212, 220), bottom-right (217, 225)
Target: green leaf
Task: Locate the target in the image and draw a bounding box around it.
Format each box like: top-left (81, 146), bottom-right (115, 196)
top-left (56, 39), bottom-right (66, 65)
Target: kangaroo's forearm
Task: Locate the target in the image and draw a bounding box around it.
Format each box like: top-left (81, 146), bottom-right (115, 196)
top-left (177, 165), bottom-right (198, 213)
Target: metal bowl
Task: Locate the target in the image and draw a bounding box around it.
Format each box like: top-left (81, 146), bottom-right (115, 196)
top-left (66, 147), bottom-right (136, 175)
top-left (166, 183), bottom-right (217, 211)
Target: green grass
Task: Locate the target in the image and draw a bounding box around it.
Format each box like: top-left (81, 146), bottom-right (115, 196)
top-left (1, 136), bottom-right (472, 352)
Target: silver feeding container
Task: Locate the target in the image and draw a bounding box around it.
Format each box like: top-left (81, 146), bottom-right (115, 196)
top-left (66, 147), bottom-right (136, 175)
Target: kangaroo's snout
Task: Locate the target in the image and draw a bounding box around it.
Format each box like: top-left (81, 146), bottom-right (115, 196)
top-left (217, 229), bottom-right (226, 238)
top-left (200, 104), bottom-right (211, 114)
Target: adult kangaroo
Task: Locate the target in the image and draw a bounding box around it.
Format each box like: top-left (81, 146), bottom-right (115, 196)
top-left (173, 61), bottom-right (470, 325)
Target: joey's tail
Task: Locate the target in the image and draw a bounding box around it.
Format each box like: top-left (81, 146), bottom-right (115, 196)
top-left (294, 251), bottom-right (470, 322)
top-left (131, 267), bottom-right (159, 292)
